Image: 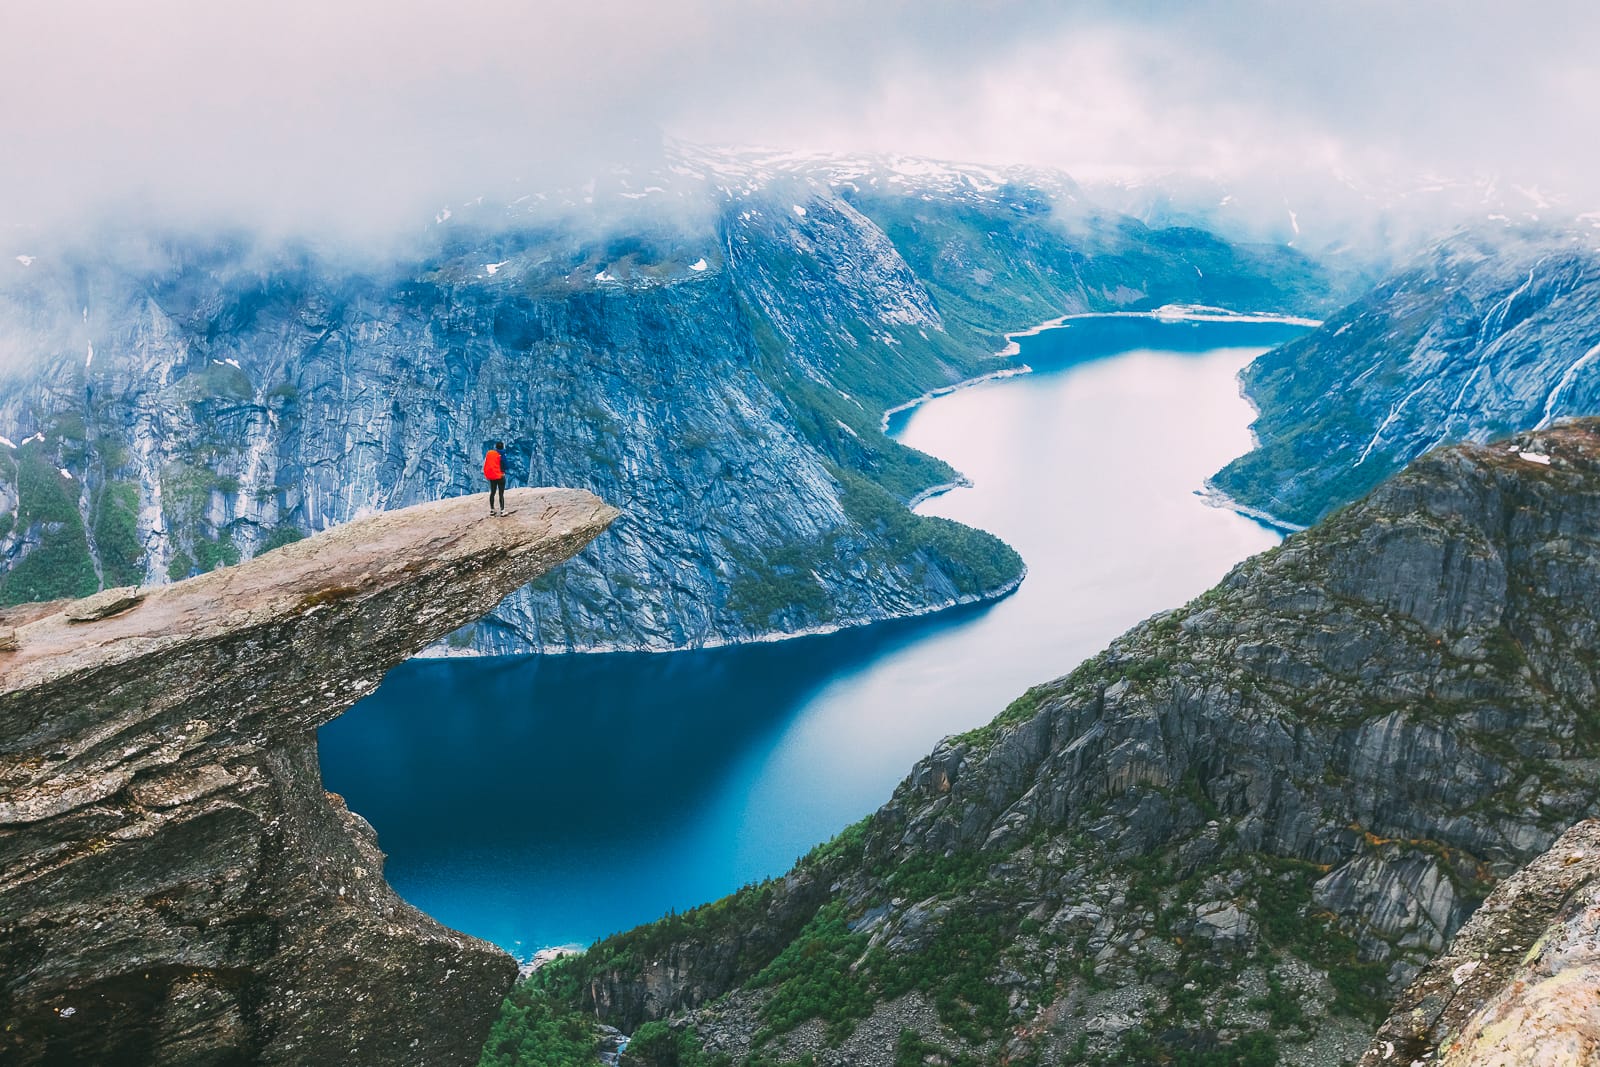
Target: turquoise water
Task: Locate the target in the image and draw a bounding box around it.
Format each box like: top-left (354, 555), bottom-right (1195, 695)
top-left (318, 316), bottom-right (1303, 959)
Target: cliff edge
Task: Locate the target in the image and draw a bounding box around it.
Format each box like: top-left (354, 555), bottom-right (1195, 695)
top-left (0, 487), bottom-right (618, 1066)
top-left (1361, 818), bottom-right (1600, 1067)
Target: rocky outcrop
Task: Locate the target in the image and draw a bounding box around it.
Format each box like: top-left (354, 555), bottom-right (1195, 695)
top-left (1212, 223), bottom-right (1600, 527)
top-left (1361, 818), bottom-right (1600, 1067)
top-left (520, 424), bottom-right (1600, 1066)
top-left (0, 487), bottom-right (617, 1066)
top-left (0, 149), bottom-right (1334, 653)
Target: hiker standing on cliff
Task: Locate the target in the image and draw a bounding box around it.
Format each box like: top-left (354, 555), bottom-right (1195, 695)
top-left (484, 441), bottom-right (507, 516)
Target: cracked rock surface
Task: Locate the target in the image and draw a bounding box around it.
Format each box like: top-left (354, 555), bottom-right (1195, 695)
top-left (0, 487), bottom-right (617, 1066)
top-left (1361, 818), bottom-right (1600, 1067)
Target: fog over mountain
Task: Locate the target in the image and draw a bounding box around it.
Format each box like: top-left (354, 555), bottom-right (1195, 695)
top-left (3, 0), bottom-right (1595, 242)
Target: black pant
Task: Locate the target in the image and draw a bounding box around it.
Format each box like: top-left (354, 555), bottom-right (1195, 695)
top-left (488, 477), bottom-right (506, 511)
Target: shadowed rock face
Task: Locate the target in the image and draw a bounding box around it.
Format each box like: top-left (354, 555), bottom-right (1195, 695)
top-left (528, 424), bottom-right (1600, 1066)
top-left (0, 487), bottom-right (617, 1066)
top-left (1362, 819), bottom-right (1600, 1067)
top-left (1212, 225), bottom-right (1600, 528)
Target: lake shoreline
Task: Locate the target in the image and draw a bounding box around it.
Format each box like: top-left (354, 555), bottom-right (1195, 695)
top-left (415, 566), bottom-right (1029, 660)
top-left (419, 307), bottom-right (1313, 661)
top-left (333, 317), bottom-right (1306, 955)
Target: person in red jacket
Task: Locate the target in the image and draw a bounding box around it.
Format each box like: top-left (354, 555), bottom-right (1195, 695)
top-left (484, 441), bottom-right (506, 516)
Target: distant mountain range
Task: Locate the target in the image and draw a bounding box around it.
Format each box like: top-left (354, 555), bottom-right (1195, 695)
top-left (0, 146), bottom-right (1335, 652)
top-left (1213, 221), bottom-right (1600, 527)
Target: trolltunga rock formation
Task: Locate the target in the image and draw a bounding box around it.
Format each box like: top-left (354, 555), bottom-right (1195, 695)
top-left (0, 487), bottom-right (617, 1066)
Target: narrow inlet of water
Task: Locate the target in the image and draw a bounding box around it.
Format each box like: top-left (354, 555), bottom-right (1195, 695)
top-left (319, 315), bottom-right (1304, 958)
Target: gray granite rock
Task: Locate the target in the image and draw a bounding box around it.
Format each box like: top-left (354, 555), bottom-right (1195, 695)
top-left (0, 487), bottom-right (616, 1066)
top-left (1361, 819), bottom-right (1600, 1066)
top-left (61, 584), bottom-right (144, 622)
top-left (555, 425), bottom-right (1600, 1064)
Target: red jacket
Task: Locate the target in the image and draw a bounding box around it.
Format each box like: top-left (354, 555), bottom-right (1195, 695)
top-left (483, 449), bottom-right (503, 481)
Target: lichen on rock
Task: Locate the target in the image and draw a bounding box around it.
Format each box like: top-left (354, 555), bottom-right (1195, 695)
top-left (1361, 818), bottom-right (1600, 1067)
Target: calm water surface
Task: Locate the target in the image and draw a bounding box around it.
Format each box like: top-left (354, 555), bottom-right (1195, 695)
top-left (319, 316), bottom-right (1303, 958)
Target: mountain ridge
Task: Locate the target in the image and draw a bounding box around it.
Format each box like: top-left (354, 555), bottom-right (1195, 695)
top-left (0, 169), bottom-right (1334, 654)
top-left (1212, 222), bottom-right (1600, 528)
top-left (491, 421), bottom-right (1600, 1067)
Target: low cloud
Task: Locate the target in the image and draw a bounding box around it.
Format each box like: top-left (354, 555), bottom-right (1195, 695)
top-left (1, 0), bottom-right (1594, 243)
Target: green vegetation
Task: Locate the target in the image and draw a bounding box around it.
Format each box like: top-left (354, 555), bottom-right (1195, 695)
top-left (954, 685), bottom-right (1049, 749)
top-left (169, 535), bottom-right (245, 581)
top-left (799, 816), bottom-right (870, 871)
top-left (91, 481), bottom-right (145, 587)
top-left (0, 528), bottom-right (98, 605)
top-left (893, 1028), bottom-right (977, 1067)
top-left (166, 551), bottom-right (196, 582)
top-left (1253, 858), bottom-right (1388, 1021)
top-left (833, 467), bottom-right (1021, 596)
top-left (722, 285), bottom-right (1025, 630)
top-left (478, 986), bottom-right (601, 1067)
top-left (1111, 1030), bottom-right (1278, 1067)
top-left (1251, 971), bottom-right (1306, 1031)
top-left (525, 879), bottom-right (798, 1013)
top-left (735, 849), bottom-right (1010, 1045)
top-left (161, 460), bottom-right (240, 529)
top-left (10, 447), bottom-right (81, 526)
top-left (725, 535), bottom-right (839, 625)
top-left (0, 447), bottom-right (98, 605)
top-left (774, 370), bottom-right (958, 505)
top-left (192, 532), bottom-right (241, 573)
top-left (722, 465), bottom-right (1022, 630)
top-left (622, 1022), bottom-right (730, 1067)
top-left (871, 849), bottom-right (987, 903)
top-left (258, 524), bottom-right (306, 553)
top-left (869, 906), bottom-right (1011, 1043)
top-left (751, 903), bottom-right (872, 1041)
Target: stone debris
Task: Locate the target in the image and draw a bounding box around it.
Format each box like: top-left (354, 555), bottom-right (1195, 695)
top-left (61, 585), bottom-right (145, 622)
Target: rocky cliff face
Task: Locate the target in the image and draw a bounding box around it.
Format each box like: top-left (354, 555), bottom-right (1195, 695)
top-left (0, 150), bottom-right (1334, 653)
top-left (1212, 223), bottom-right (1600, 527)
top-left (1361, 818), bottom-right (1600, 1067)
top-left (0, 487), bottom-right (616, 1066)
top-left (507, 424), bottom-right (1600, 1067)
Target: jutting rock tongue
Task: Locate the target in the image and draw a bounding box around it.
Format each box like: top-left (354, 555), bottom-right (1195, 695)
top-left (0, 488), bottom-right (618, 1067)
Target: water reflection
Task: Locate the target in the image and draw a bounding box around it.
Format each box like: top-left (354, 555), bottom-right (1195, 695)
top-left (319, 316), bottom-right (1304, 955)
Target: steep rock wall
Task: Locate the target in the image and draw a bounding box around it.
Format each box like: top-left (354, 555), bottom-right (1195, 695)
top-left (518, 425), bottom-right (1600, 1066)
top-left (1362, 818), bottom-right (1600, 1066)
top-left (0, 164), bottom-right (1331, 653)
top-left (0, 487), bottom-right (616, 1066)
top-left (1213, 223), bottom-right (1600, 526)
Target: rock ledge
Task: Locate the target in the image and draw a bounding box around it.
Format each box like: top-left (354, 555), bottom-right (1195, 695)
top-left (0, 487), bottom-right (617, 1066)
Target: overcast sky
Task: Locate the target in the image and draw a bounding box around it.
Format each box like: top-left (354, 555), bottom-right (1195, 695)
top-left (2, 0), bottom-right (1594, 239)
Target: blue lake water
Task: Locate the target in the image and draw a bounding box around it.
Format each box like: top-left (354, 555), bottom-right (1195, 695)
top-left (318, 315), bottom-right (1306, 960)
